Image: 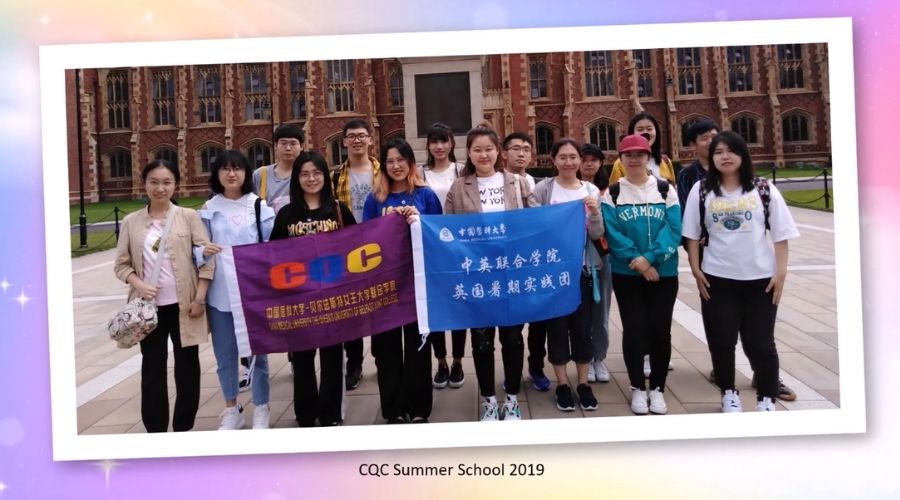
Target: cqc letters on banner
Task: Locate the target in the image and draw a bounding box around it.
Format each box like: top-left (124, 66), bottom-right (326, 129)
top-left (411, 201), bottom-right (586, 334)
top-left (219, 213), bottom-right (417, 356)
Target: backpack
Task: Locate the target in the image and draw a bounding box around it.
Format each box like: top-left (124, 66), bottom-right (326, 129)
top-left (259, 166), bottom-right (268, 201)
top-left (698, 177), bottom-right (771, 246)
top-left (608, 177), bottom-right (670, 205)
top-left (254, 197), bottom-right (263, 243)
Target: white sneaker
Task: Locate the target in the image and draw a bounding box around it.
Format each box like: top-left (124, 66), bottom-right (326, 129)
top-left (756, 397), bottom-right (776, 412)
top-left (668, 360), bottom-right (675, 371)
top-left (630, 388), bottom-right (649, 415)
top-left (252, 403), bottom-right (271, 429)
top-left (648, 387), bottom-right (668, 414)
top-left (721, 390), bottom-right (742, 413)
top-left (480, 400), bottom-right (499, 421)
top-left (501, 399), bottom-right (521, 421)
top-left (643, 355), bottom-right (651, 377)
top-left (593, 360), bottom-right (610, 382)
top-left (218, 404), bottom-right (245, 430)
top-left (587, 362), bottom-right (596, 383)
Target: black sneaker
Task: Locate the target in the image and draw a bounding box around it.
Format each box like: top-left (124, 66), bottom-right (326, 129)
top-left (555, 384), bottom-right (575, 412)
top-left (345, 365), bottom-right (362, 391)
top-left (433, 364), bottom-right (450, 389)
top-left (448, 362), bottom-right (465, 388)
top-left (577, 383), bottom-right (598, 411)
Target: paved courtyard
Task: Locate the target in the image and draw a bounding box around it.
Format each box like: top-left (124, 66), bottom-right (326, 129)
top-left (72, 206), bottom-right (839, 434)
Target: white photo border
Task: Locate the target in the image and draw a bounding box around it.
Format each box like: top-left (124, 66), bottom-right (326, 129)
top-left (41, 17), bottom-right (863, 461)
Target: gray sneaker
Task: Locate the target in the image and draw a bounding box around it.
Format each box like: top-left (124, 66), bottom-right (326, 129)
top-left (480, 400), bottom-right (499, 421)
top-left (501, 399), bottom-right (521, 421)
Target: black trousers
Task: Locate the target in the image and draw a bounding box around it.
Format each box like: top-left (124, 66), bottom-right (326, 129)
top-left (345, 337), bottom-right (364, 370)
top-left (527, 320), bottom-right (548, 373)
top-left (611, 274), bottom-right (679, 391)
top-left (702, 274), bottom-right (780, 399)
top-left (546, 273), bottom-right (594, 365)
top-left (431, 329), bottom-right (467, 360)
top-left (471, 325), bottom-right (525, 397)
top-left (139, 303), bottom-right (200, 433)
top-left (371, 322), bottom-right (432, 420)
top-left (292, 342), bottom-right (344, 426)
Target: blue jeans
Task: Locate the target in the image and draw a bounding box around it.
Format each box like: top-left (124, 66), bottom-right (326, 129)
top-left (207, 305), bottom-right (269, 405)
top-left (590, 255), bottom-right (612, 362)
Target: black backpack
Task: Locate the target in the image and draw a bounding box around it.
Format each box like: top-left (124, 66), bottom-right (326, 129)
top-left (608, 177), bottom-right (670, 205)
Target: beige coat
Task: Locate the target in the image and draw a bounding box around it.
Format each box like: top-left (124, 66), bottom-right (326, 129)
top-left (444, 171), bottom-right (538, 214)
top-left (114, 205), bottom-right (214, 347)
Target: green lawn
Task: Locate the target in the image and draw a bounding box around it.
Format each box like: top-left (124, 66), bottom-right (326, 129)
top-left (71, 230), bottom-right (118, 257)
top-left (782, 188), bottom-right (834, 212)
top-left (69, 196), bottom-right (207, 225)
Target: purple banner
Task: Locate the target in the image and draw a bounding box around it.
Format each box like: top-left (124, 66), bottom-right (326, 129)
top-left (231, 213), bottom-right (416, 354)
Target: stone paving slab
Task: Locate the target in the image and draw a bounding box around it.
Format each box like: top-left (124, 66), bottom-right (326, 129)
top-left (71, 206), bottom-right (843, 433)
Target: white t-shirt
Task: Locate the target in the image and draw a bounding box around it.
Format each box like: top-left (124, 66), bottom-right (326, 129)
top-left (142, 219), bottom-right (177, 306)
top-left (682, 182), bottom-right (800, 280)
top-left (421, 162), bottom-right (461, 209)
top-left (549, 181), bottom-right (590, 205)
top-left (477, 172), bottom-right (506, 212)
top-left (348, 169), bottom-right (374, 224)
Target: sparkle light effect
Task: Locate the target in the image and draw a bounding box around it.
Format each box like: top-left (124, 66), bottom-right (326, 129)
top-left (0, 278), bottom-right (9, 293)
top-left (95, 460), bottom-right (120, 489)
top-left (14, 290), bottom-right (29, 309)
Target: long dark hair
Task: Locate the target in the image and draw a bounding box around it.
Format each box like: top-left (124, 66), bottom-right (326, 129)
top-left (463, 125), bottom-right (503, 176)
top-left (550, 138), bottom-right (582, 176)
top-left (289, 150), bottom-right (336, 216)
top-left (704, 131), bottom-right (755, 196)
top-left (425, 123), bottom-right (457, 166)
top-left (628, 112), bottom-right (663, 165)
top-left (141, 159), bottom-right (179, 184)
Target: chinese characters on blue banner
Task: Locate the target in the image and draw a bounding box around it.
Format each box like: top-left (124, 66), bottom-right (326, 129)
top-left (411, 201), bottom-right (586, 333)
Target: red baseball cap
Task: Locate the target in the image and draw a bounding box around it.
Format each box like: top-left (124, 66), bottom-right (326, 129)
top-left (618, 134), bottom-right (652, 154)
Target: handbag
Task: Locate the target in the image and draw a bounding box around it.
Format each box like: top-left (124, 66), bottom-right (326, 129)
top-left (108, 207), bottom-right (176, 348)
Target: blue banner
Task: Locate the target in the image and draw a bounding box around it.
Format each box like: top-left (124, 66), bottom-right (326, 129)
top-left (411, 201), bottom-right (585, 333)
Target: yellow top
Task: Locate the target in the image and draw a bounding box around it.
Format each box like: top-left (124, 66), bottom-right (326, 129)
top-left (608, 156), bottom-right (676, 185)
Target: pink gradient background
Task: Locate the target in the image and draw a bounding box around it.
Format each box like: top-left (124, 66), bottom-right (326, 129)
top-left (1, 0), bottom-right (897, 497)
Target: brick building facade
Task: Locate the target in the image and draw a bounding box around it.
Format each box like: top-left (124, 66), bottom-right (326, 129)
top-left (66, 44), bottom-right (830, 201)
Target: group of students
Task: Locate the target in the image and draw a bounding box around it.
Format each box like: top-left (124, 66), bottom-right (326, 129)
top-left (112, 111), bottom-right (799, 433)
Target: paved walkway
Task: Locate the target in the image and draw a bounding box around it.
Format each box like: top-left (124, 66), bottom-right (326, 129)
top-left (73, 206), bottom-right (838, 434)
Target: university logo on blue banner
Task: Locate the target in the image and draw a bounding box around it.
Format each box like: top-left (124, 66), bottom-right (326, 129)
top-left (411, 201), bottom-right (586, 333)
